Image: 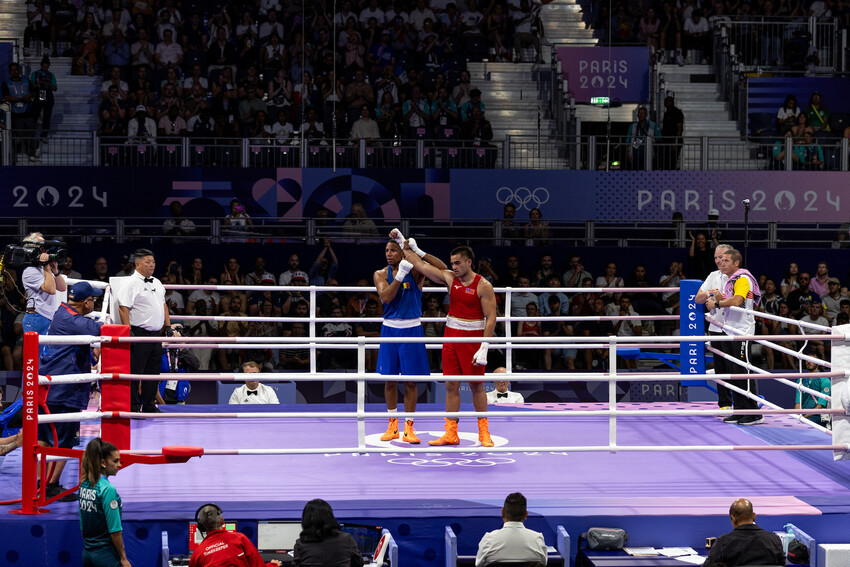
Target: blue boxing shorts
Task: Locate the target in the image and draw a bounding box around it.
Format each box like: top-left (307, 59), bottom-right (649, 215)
top-left (377, 324), bottom-right (430, 377)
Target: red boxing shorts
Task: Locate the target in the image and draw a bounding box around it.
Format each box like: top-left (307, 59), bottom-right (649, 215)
top-left (442, 326), bottom-right (485, 382)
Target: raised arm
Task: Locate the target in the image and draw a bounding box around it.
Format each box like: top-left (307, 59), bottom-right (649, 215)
top-left (388, 228), bottom-right (451, 285)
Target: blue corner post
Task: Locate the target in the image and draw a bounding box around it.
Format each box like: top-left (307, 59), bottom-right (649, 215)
top-left (679, 279), bottom-right (706, 385)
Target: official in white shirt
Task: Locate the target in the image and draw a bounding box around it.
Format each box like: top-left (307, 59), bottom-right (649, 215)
top-left (229, 361), bottom-right (280, 404)
top-left (476, 492), bottom-right (548, 566)
top-left (695, 243), bottom-right (733, 410)
top-left (486, 367), bottom-right (524, 404)
top-left (116, 249), bottom-right (169, 413)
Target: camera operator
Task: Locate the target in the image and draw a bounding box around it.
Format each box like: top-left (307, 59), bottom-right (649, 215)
top-left (21, 232), bottom-right (67, 338)
top-left (158, 324), bottom-right (199, 404)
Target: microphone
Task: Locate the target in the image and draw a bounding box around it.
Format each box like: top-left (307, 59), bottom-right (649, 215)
top-left (742, 198), bottom-right (750, 206)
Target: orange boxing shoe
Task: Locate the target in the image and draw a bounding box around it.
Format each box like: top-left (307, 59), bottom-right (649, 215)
top-left (478, 417), bottom-right (494, 447)
top-left (428, 419), bottom-right (460, 446)
top-left (380, 417), bottom-right (399, 441)
top-left (403, 420), bottom-right (421, 444)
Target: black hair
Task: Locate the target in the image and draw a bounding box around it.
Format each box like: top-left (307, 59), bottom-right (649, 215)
top-left (134, 248), bottom-right (154, 261)
top-left (503, 492), bottom-right (527, 522)
top-left (450, 246), bottom-right (475, 263)
top-left (299, 499), bottom-right (341, 543)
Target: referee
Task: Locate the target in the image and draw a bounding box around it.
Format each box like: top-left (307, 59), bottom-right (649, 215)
top-left (116, 249), bottom-right (170, 413)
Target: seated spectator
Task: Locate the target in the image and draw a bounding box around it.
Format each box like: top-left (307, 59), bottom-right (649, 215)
top-left (101, 66), bottom-right (128, 100)
top-left (511, 0), bottom-right (541, 62)
top-left (180, 12), bottom-right (209, 52)
top-left (702, 499), bottom-right (785, 567)
top-left (787, 272), bottom-right (821, 318)
top-left (218, 295), bottom-right (248, 370)
top-left (160, 65), bottom-right (183, 97)
top-left (103, 29), bottom-right (130, 69)
top-left (74, 12), bottom-right (100, 76)
top-left (155, 82), bottom-right (182, 121)
top-left (129, 64), bottom-right (154, 94)
top-left (524, 207), bottom-right (549, 246)
top-left (403, 86), bottom-right (431, 136)
top-left (100, 84), bottom-right (127, 122)
top-left (804, 91), bottom-right (830, 133)
top-left (162, 201), bottom-right (195, 237)
top-left (543, 296), bottom-right (576, 370)
top-left (822, 277), bottom-right (846, 323)
top-left (487, 367), bottom-right (524, 403)
top-left (126, 105), bottom-right (156, 144)
top-left (193, 503), bottom-right (282, 566)
top-left (228, 361), bottom-right (279, 404)
top-left (269, 109), bottom-right (294, 144)
top-left (459, 88), bottom-right (485, 122)
top-left (343, 204), bottom-right (379, 236)
top-left (350, 104), bottom-right (381, 143)
top-left (266, 67), bottom-right (292, 121)
top-left (777, 94), bottom-right (799, 135)
top-left (517, 302), bottom-right (542, 369)
top-left (475, 492), bottom-right (547, 566)
top-left (24, 0), bottom-right (52, 56)
top-left (683, 9), bottom-right (711, 64)
top-left (258, 9), bottom-right (284, 45)
top-left (799, 301), bottom-right (829, 359)
top-left (462, 106), bottom-right (493, 148)
top-left (279, 322), bottom-right (310, 370)
top-left (157, 104), bottom-right (187, 137)
top-left (50, 0), bottom-right (77, 57)
top-left (430, 86), bottom-right (459, 138)
top-left (236, 34), bottom-right (261, 71)
top-left (293, 499), bottom-right (361, 567)
top-left (154, 29), bottom-right (183, 73)
top-left (237, 85), bottom-right (268, 136)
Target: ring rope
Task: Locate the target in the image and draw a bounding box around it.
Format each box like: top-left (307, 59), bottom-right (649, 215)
top-left (729, 305), bottom-right (833, 334)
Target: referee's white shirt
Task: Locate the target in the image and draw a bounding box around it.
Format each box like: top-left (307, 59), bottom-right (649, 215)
top-left (699, 269), bottom-right (727, 333)
top-left (116, 270), bottom-right (166, 331)
top-left (229, 383), bottom-right (280, 404)
top-left (487, 390), bottom-right (525, 404)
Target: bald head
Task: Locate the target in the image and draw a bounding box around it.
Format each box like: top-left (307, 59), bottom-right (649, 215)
top-left (729, 498), bottom-right (755, 527)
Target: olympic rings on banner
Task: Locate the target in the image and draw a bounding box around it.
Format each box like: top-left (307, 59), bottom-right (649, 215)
top-left (496, 186), bottom-right (550, 210)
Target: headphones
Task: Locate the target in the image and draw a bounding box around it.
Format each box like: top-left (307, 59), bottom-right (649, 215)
top-left (194, 503), bottom-right (223, 536)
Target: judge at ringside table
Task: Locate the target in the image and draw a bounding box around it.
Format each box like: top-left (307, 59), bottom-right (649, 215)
top-left (486, 367), bottom-right (524, 404)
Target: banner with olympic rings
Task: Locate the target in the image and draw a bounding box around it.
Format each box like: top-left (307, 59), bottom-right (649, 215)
top-left (0, 167), bottom-right (847, 222)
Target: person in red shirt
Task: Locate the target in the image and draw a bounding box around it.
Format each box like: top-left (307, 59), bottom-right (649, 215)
top-left (406, 244), bottom-right (498, 447)
top-left (190, 504), bottom-right (281, 567)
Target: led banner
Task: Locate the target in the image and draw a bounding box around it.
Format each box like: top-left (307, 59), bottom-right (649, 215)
top-left (557, 46), bottom-right (650, 103)
top-left (0, 167), bottom-right (846, 222)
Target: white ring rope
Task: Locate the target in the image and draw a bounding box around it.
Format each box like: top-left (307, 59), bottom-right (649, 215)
top-left (173, 314), bottom-right (680, 323)
top-left (705, 315), bottom-right (832, 368)
top-left (729, 305), bottom-right (834, 334)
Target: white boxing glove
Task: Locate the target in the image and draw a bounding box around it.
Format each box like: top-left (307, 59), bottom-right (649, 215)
top-left (407, 237), bottom-right (427, 258)
top-left (389, 228), bottom-right (406, 247)
top-left (472, 342), bottom-right (489, 366)
top-left (395, 259), bottom-right (414, 282)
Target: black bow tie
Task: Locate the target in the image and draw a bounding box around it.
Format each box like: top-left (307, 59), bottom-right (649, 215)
top-left (497, 392), bottom-right (509, 398)
top-left (144, 277), bottom-right (154, 283)
top-left (247, 390), bottom-right (258, 396)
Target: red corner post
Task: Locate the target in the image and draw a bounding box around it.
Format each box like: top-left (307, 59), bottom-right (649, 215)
top-left (10, 332), bottom-right (48, 515)
top-left (101, 324), bottom-right (131, 450)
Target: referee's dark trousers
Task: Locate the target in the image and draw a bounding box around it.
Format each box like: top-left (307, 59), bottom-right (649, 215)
top-left (130, 326), bottom-right (162, 412)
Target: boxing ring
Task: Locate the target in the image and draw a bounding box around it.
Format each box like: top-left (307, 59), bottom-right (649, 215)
top-left (2, 279), bottom-right (850, 567)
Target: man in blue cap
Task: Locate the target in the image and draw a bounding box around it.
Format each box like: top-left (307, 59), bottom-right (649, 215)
top-left (36, 281), bottom-right (104, 501)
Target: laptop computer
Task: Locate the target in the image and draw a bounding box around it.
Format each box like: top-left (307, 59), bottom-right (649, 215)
top-left (257, 520), bottom-right (301, 563)
top-left (340, 522), bottom-right (384, 565)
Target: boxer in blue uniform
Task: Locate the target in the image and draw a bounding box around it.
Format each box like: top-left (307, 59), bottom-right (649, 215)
top-left (37, 281), bottom-right (104, 501)
top-left (373, 229), bottom-right (447, 443)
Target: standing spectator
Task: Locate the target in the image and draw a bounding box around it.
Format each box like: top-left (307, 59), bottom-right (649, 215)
top-left (29, 56), bottom-right (57, 143)
top-left (626, 106), bottom-right (661, 170)
top-left (350, 104), bottom-right (381, 143)
top-left (116, 249), bottom-right (169, 413)
top-left (237, 86), bottom-right (267, 137)
top-left (475, 493), bottom-right (548, 566)
top-left (3, 62), bottom-right (38, 162)
top-left (500, 204), bottom-right (522, 246)
top-left (659, 95), bottom-right (683, 169)
top-left (688, 231), bottom-right (715, 281)
top-left (222, 199), bottom-right (253, 236)
top-left (309, 241), bottom-right (339, 286)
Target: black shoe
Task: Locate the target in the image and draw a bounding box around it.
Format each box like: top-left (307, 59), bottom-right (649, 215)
top-left (722, 415), bottom-right (740, 423)
top-left (46, 483), bottom-right (79, 501)
top-left (142, 404), bottom-right (162, 413)
top-left (737, 415), bottom-right (764, 426)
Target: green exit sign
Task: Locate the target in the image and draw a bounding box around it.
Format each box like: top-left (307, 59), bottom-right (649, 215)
top-left (591, 96), bottom-right (610, 105)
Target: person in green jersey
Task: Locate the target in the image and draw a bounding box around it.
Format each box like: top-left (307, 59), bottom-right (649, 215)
top-left (79, 437), bottom-right (131, 567)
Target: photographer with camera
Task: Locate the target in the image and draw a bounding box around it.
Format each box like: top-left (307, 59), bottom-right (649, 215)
top-left (21, 232), bottom-right (67, 338)
top-left (29, 56), bottom-right (57, 143)
top-left (158, 324), bottom-right (199, 404)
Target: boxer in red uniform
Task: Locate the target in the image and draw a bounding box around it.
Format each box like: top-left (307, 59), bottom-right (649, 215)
top-left (406, 245), bottom-right (498, 447)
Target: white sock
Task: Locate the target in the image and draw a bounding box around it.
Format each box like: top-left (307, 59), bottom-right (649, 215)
top-left (387, 408), bottom-right (397, 414)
